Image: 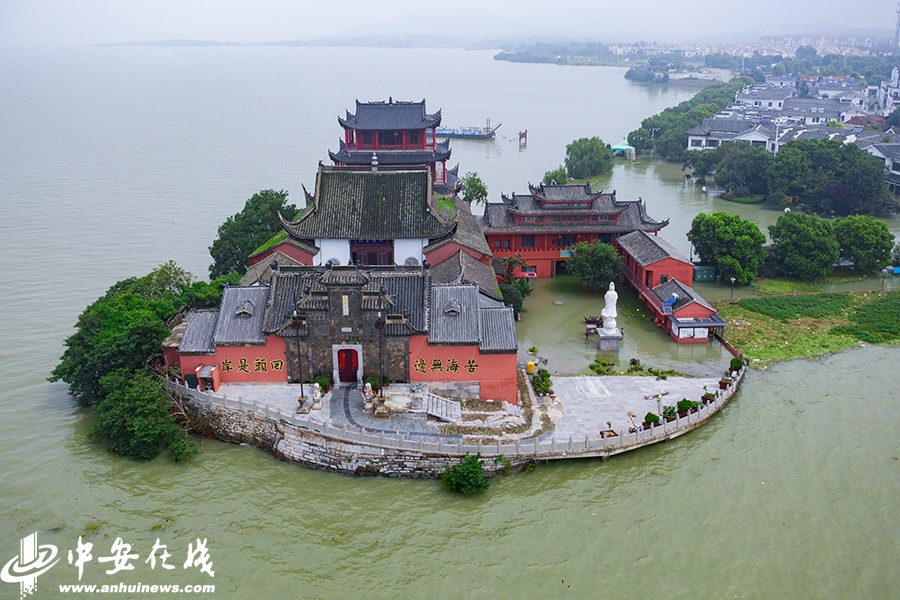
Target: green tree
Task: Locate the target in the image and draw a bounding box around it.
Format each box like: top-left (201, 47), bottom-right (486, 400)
top-left (441, 453), bottom-right (491, 496)
top-left (768, 212), bottom-right (840, 280)
top-left (712, 143), bottom-right (773, 195)
top-left (209, 189), bottom-right (297, 279)
top-left (179, 271), bottom-right (242, 309)
top-left (542, 165), bottom-right (567, 185)
top-left (564, 137), bottom-right (614, 179)
top-left (687, 212), bottom-right (767, 284)
top-left (566, 241), bottom-right (623, 291)
top-left (459, 172), bottom-right (488, 205)
top-left (49, 291), bottom-right (174, 402)
top-left (833, 215), bottom-right (895, 273)
top-left (91, 369), bottom-right (196, 462)
top-left (50, 263), bottom-right (202, 462)
top-left (766, 139), bottom-right (897, 216)
top-left (498, 283), bottom-right (524, 317)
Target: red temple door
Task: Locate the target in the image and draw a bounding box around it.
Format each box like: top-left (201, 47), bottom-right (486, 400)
top-left (337, 349), bottom-right (358, 383)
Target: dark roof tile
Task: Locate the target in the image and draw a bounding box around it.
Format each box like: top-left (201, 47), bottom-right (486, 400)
top-left (179, 310), bottom-right (219, 354)
top-left (616, 230), bottom-right (690, 266)
top-left (214, 287), bottom-right (270, 345)
top-left (338, 99), bottom-right (441, 131)
top-left (283, 167), bottom-right (455, 241)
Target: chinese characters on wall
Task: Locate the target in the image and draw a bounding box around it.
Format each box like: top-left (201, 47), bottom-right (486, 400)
top-left (220, 357), bottom-right (284, 374)
top-left (413, 357), bottom-right (479, 374)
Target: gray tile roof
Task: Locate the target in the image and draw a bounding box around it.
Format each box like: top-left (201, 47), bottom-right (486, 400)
top-left (781, 97), bottom-right (842, 120)
top-left (616, 230), bottom-right (691, 267)
top-left (478, 306), bottom-right (518, 353)
top-left (330, 139), bottom-right (451, 165)
top-left (338, 99), bottom-right (442, 131)
top-left (213, 286), bottom-right (270, 345)
top-left (429, 285), bottom-right (480, 344)
top-left (736, 87), bottom-right (795, 101)
top-left (427, 283), bottom-right (516, 352)
top-left (282, 166), bottom-right (455, 241)
top-left (178, 310), bottom-right (219, 354)
top-left (424, 195), bottom-right (492, 257)
top-left (529, 182), bottom-right (598, 201)
top-left (652, 278), bottom-right (715, 313)
top-left (430, 250), bottom-right (501, 300)
top-left (263, 268), bottom-right (323, 333)
top-left (263, 266), bottom-right (428, 337)
top-left (686, 117), bottom-right (760, 136)
top-left (482, 187), bottom-right (667, 235)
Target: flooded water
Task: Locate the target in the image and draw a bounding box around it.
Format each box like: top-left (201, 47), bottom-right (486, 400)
top-left (1, 46), bottom-right (898, 598)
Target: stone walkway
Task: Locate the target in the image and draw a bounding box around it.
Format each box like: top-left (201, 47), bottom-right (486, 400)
top-left (214, 373), bottom-right (721, 443)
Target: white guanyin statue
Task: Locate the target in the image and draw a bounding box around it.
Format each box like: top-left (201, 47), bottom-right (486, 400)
top-left (601, 282), bottom-right (618, 331)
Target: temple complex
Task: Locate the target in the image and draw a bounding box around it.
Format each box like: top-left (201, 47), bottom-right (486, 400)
top-left (481, 183), bottom-right (668, 277)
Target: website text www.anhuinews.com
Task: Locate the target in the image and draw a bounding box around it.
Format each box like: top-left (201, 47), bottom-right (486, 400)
top-left (58, 582), bottom-right (215, 594)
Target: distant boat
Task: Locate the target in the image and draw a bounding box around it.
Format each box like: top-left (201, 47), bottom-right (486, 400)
top-left (433, 119), bottom-right (501, 140)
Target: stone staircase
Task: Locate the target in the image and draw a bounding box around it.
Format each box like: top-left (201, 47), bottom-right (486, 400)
top-left (423, 393), bottom-right (462, 423)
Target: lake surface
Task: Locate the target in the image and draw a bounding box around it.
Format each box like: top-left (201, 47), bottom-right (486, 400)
top-left (1, 46), bottom-right (897, 599)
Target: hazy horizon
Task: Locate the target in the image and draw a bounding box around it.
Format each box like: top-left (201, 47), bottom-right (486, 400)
top-left (0, 0), bottom-right (895, 49)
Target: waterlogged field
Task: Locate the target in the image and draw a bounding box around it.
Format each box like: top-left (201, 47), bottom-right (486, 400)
top-left (715, 289), bottom-right (900, 366)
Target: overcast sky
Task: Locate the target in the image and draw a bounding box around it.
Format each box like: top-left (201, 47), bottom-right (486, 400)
top-left (0, 0), bottom-right (894, 47)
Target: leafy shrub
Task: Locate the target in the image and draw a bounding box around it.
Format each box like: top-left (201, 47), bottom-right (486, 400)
top-left (677, 398), bottom-right (700, 412)
top-left (662, 405), bottom-right (676, 419)
top-left (644, 412), bottom-right (660, 425)
top-left (314, 372), bottom-right (332, 389)
top-left (730, 357), bottom-right (744, 371)
top-left (532, 368), bottom-right (553, 394)
top-left (442, 453), bottom-right (491, 496)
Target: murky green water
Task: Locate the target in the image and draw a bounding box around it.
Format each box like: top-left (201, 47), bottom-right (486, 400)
top-left (1, 46), bottom-right (898, 599)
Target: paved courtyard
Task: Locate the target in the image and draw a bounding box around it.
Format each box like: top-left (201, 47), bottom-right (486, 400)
top-left (214, 373), bottom-right (721, 443)
top-left (545, 375), bottom-right (720, 441)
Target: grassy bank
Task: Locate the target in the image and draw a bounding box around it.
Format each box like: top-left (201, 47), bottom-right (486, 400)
top-left (715, 290), bottom-right (900, 368)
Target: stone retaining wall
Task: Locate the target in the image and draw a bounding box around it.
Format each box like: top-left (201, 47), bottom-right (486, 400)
top-left (167, 367), bottom-right (745, 478)
top-left (176, 389), bottom-right (522, 478)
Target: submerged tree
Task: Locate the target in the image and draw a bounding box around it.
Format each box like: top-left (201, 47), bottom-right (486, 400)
top-left (833, 214), bottom-right (895, 273)
top-left (688, 212), bottom-right (767, 284)
top-left (564, 137), bottom-right (614, 179)
top-left (50, 263), bottom-right (207, 462)
top-left (768, 212), bottom-right (840, 280)
top-left (441, 453), bottom-right (491, 496)
top-left (566, 241), bottom-right (623, 291)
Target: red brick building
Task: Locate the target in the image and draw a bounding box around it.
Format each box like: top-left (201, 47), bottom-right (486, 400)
top-left (481, 183), bottom-right (668, 277)
top-left (615, 230), bottom-right (724, 343)
top-left (173, 266), bottom-right (518, 403)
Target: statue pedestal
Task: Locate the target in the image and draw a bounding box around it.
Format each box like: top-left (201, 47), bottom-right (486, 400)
top-left (596, 327), bottom-right (623, 351)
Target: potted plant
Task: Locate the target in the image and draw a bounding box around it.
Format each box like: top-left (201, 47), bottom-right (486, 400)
top-left (662, 405), bottom-right (676, 422)
top-left (601, 420), bottom-right (618, 438)
top-left (677, 398), bottom-right (700, 417)
top-left (701, 391), bottom-right (716, 404)
top-left (643, 411), bottom-right (660, 430)
top-left (532, 368), bottom-right (553, 396)
top-left (719, 372), bottom-right (732, 389)
top-left (314, 372), bottom-right (332, 394)
top-left (729, 357), bottom-right (743, 377)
